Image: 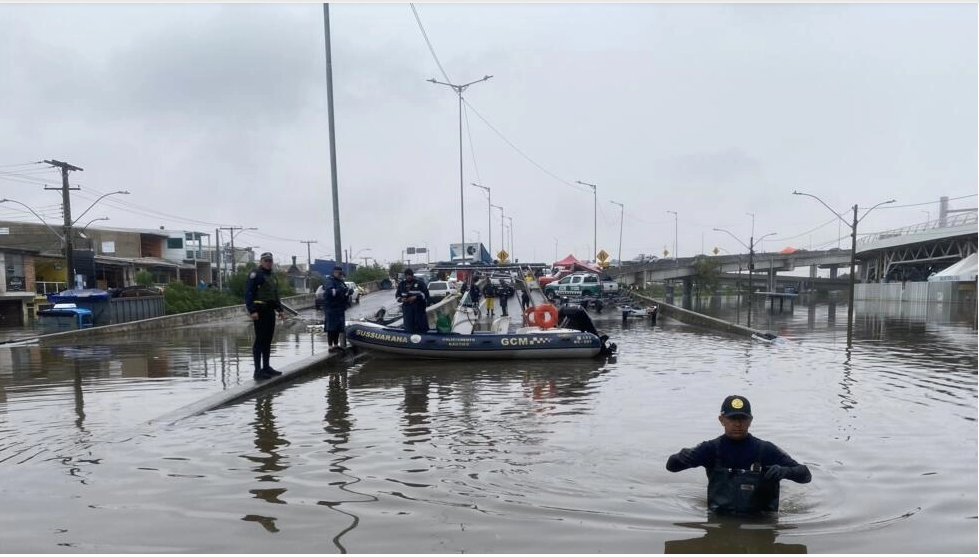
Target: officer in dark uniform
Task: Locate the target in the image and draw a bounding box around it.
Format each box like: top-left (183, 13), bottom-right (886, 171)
top-left (322, 265), bottom-right (349, 352)
top-left (244, 252), bottom-right (285, 380)
top-left (666, 395), bottom-right (811, 515)
top-left (396, 268), bottom-right (430, 334)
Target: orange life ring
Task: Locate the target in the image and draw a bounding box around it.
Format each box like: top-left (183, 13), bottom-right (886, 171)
top-left (523, 306), bottom-right (537, 326)
top-left (534, 303), bottom-right (559, 330)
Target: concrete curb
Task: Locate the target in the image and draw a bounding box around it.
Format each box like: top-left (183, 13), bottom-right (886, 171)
top-left (628, 292), bottom-right (774, 339)
top-left (147, 345), bottom-right (356, 426)
top-left (25, 294), bottom-right (314, 343)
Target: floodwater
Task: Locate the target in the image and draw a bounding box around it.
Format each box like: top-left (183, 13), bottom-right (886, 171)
top-left (0, 293), bottom-right (975, 553)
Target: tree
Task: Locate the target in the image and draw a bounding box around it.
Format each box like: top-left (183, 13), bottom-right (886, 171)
top-left (693, 256), bottom-right (721, 298)
top-left (135, 270), bottom-right (155, 287)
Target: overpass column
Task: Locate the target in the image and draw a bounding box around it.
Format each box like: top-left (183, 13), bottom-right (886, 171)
top-left (829, 265), bottom-right (838, 279)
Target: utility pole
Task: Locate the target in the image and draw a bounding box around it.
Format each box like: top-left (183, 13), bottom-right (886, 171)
top-left (300, 239), bottom-right (317, 292)
top-left (43, 159), bottom-right (83, 283)
top-left (215, 228), bottom-right (222, 289)
top-left (219, 226), bottom-right (255, 274)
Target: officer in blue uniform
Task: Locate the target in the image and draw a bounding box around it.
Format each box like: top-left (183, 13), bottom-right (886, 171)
top-left (322, 265), bottom-right (349, 352)
top-left (396, 268), bottom-right (429, 334)
top-left (244, 252), bottom-right (285, 380)
top-left (666, 395), bottom-right (811, 515)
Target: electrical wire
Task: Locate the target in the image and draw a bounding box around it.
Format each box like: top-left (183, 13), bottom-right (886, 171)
top-left (409, 4), bottom-right (451, 84)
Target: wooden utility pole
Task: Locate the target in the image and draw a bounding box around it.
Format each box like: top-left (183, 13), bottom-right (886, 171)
top-left (300, 239), bottom-right (317, 292)
top-left (43, 159), bottom-right (83, 284)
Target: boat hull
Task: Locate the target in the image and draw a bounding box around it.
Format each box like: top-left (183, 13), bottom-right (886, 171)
top-left (345, 322), bottom-right (604, 359)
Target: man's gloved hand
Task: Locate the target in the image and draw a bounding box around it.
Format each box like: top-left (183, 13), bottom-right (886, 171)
top-left (763, 465), bottom-right (790, 481)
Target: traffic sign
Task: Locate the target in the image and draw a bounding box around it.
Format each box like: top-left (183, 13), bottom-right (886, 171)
top-left (497, 250), bottom-right (509, 262)
top-left (597, 249), bottom-right (609, 262)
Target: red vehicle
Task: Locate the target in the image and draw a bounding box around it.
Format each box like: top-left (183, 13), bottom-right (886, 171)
top-left (537, 267), bottom-right (573, 288)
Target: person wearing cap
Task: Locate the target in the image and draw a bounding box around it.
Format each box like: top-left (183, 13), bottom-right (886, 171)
top-left (322, 265), bottom-right (350, 352)
top-left (396, 268), bottom-right (430, 334)
top-left (244, 252), bottom-right (285, 380)
top-left (665, 395), bottom-right (811, 515)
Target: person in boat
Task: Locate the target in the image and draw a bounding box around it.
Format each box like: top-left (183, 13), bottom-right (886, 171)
top-left (396, 268), bottom-right (430, 334)
top-left (665, 395), bottom-right (811, 515)
top-left (244, 252), bottom-right (285, 380)
top-left (322, 265), bottom-right (350, 353)
top-left (482, 280), bottom-right (497, 317)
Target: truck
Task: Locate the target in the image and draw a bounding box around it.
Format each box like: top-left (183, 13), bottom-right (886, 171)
top-left (544, 272), bottom-right (618, 300)
top-left (537, 267), bottom-right (573, 288)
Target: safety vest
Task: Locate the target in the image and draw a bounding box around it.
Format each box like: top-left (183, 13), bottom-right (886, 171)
top-left (706, 439), bottom-right (779, 515)
top-left (255, 271), bottom-right (279, 304)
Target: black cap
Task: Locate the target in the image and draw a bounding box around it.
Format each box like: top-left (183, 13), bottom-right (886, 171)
top-left (404, 268), bottom-right (414, 276)
top-left (720, 395), bottom-right (752, 418)
top-left (333, 266), bottom-right (343, 272)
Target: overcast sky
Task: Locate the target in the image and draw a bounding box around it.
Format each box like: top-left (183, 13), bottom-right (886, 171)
top-left (1, 2), bottom-right (976, 269)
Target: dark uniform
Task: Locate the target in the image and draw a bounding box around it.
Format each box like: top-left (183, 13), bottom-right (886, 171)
top-left (666, 396), bottom-right (811, 515)
top-left (245, 253), bottom-right (285, 380)
top-left (322, 266), bottom-right (349, 351)
top-left (396, 270), bottom-right (430, 334)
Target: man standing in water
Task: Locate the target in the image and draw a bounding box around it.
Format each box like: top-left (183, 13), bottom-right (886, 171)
top-left (665, 395), bottom-right (811, 515)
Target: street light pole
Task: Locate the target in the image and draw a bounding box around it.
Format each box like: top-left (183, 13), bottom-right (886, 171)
top-left (428, 74), bottom-right (493, 264)
top-left (610, 200), bottom-right (624, 267)
top-left (471, 183), bottom-right (491, 256)
top-left (713, 227), bottom-right (776, 328)
top-left (491, 204), bottom-right (504, 260)
top-left (792, 190), bottom-right (895, 348)
top-left (667, 210), bottom-right (678, 267)
top-left (505, 216), bottom-right (513, 261)
top-left (78, 217), bottom-right (109, 236)
top-left (576, 180), bottom-right (598, 262)
top-left (0, 198), bottom-right (65, 244)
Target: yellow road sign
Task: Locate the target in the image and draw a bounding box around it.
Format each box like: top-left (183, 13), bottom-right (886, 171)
top-left (597, 249), bottom-right (609, 262)
top-left (497, 250), bottom-right (509, 262)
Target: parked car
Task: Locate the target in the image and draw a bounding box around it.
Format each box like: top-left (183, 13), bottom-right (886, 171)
top-left (315, 282), bottom-right (361, 310)
top-left (426, 280), bottom-right (455, 302)
top-left (345, 281), bottom-right (362, 304)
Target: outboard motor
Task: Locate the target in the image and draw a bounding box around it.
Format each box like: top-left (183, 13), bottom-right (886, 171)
top-left (558, 305), bottom-right (616, 355)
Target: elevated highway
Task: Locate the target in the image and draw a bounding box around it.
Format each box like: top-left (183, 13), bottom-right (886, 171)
top-left (606, 210), bottom-right (976, 291)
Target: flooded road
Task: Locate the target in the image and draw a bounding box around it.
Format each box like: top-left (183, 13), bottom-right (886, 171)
top-left (0, 292), bottom-right (975, 552)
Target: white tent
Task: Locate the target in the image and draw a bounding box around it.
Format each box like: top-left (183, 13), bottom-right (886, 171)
top-left (928, 253), bottom-right (978, 282)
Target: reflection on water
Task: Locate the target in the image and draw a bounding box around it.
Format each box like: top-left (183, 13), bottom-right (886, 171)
top-left (0, 298), bottom-right (975, 552)
top-left (241, 395), bottom-right (289, 533)
top-left (665, 516), bottom-right (807, 553)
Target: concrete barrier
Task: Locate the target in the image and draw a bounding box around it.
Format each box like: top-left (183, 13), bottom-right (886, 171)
top-left (31, 293), bottom-right (315, 343)
top-left (628, 292), bottom-right (773, 339)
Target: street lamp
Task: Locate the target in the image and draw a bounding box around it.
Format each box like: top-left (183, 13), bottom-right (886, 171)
top-left (471, 182), bottom-right (491, 256)
top-left (576, 180), bottom-right (598, 262)
top-left (505, 216), bottom-right (513, 261)
top-left (667, 210), bottom-right (678, 268)
top-left (610, 200), bottom-right (624, 267)
top-left (0, 198), bottom-right (65, 243)
top-left (713, 227), bottom-right (776, 328)
top-left (428, 74), bottom-right (493, 264)
top-left (78, 217), bottom-right (109, 236)
top-left (491, 204), bottom-right (504, 260)
top-left (792, 190), bottom-right (895, 348)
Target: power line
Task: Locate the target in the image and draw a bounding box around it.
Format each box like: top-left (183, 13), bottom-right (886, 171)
top-left (409, 3), bottom-right (451, 84)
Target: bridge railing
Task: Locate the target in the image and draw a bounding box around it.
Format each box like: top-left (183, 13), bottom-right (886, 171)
top-left (858, 211), bottom-right (977, 245)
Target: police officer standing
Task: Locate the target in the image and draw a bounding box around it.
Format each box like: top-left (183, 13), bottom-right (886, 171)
top-left (396, 268), bottom-right (430, 334)
top-left (322, 265), bottom-right (349, 352)
top-left (245, 252), bottom-right (285, 380)
top-left (665, 395), bottom-right (811, 515)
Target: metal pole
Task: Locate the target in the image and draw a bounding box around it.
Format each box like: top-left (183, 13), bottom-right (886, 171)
top-left (610, 200), bottom-right (623, 266)
top-left (323, 4), bottom-right (343, 266)
top-left (428, 75), bottom-right (493, 264)
top-left (748, 235), bottom-right (754, 328)
top-left (847, 204), bottom-right (857, 348)
top-left (471, 183), bottom-right (491, 256)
